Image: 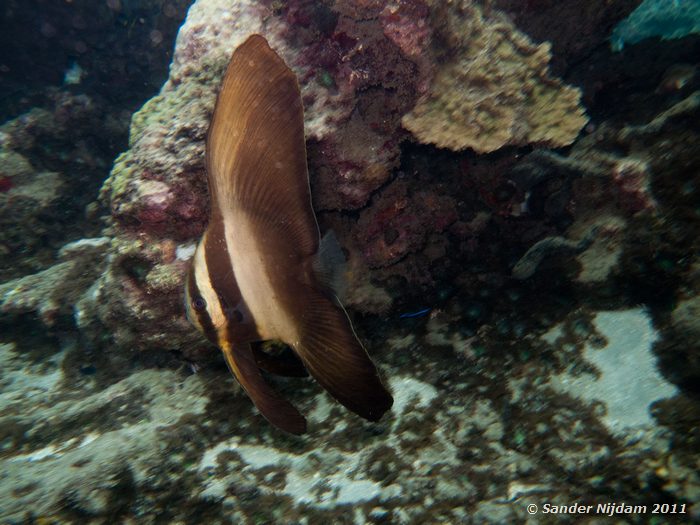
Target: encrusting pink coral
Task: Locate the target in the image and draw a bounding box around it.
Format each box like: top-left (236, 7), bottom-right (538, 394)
top-left (355, 180), bottom-right (458, 268)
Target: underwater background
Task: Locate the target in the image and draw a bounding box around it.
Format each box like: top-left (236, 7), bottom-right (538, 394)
top-left (1, 0), bottom-right (699, 523)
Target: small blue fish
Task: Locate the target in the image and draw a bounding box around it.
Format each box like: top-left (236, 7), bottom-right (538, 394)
top-left (399, 307), bottom-right (432, 319)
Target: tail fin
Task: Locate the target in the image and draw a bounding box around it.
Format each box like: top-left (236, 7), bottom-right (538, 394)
top-left (292, 286), bottom-right (393, 422)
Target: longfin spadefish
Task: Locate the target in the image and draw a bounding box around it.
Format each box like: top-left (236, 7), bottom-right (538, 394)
top-left (200, 34), bottom-right (393, 432)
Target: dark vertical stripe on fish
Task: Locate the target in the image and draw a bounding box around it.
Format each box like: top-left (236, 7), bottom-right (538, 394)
top-left (186, 263), bottom-right (218, 344)
top-left (204, 216), bottom-right (260, 344)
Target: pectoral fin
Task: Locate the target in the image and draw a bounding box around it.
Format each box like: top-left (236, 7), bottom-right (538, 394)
top-left (252, 343), bottom-right (308, 378)
top-left (221, 341), bottom-right (307, 435)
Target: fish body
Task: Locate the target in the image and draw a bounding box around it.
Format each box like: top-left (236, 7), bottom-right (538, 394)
top-left (185, 35), bottom-right (393, 434)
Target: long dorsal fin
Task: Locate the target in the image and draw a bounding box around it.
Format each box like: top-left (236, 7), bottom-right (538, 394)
top-left (206, 34), bottom-right (319, 257)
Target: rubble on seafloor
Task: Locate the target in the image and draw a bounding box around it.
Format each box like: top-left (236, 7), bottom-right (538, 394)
top-left (1, 0), bottom-right (700, 522)
top-left (1, 302), bottom-right (698, 522)
top-left (0, 237), bottom-right (110, 326)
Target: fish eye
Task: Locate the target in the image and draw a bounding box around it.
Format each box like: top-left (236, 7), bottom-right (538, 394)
top-left (229, 308), bottom-right (243, 323)
top-left (192, 296), bottom-right (207, 311)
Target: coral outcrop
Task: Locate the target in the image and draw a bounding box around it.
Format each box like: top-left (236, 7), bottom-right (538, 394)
top-left (92, 0), bottom-right (596, 351)
top-left (506, 88), bottom-right (699, 284)
top-left (0, 149), bottom-right (63, 279)
top-left (0, 238), bottom-right (109, 326)
top-left (3, 8), bottom-right (700, 521)
top-left (0, 91), bottom-right (125, 281)
top-left (74, 235), bottom-right (202, 352)
top-left (103, 0), bottom-right (427, 223)
top-left (355, 179), bottom-right (458, 269)
top-left (90, 0), bottom-right (425, 349)
top-left (402, 1), bottom-right (588, 153)
top-left (0, 0), bottom-right (195, 286)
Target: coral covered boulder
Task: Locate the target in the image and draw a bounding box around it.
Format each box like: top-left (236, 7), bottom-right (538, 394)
top-left (102, 0), bottom-right (424, 224)
top-left (93, 0), bottom-right (431, 350)
top-left (0, 91), bottom-right (124, 281)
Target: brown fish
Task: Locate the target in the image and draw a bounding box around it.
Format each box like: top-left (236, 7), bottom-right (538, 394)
top-left (185, 34), bottom-right (393, 434)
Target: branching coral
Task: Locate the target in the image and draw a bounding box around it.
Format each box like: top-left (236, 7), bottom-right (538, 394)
top-left (402, 0), bottom-right (588, 153)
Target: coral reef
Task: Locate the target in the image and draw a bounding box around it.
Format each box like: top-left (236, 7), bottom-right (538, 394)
top-left (402, 1), bottom-right (588, 153)
top-left (493, 0), bottom-right (642, 72)
top-left (0, 152), bottom-right (63, 279)
top-left (0, 238), bottom-right (109, 326)
top-left (0, 91), bottom-right (124, 281)
top-left (88, 0), bottom-right (418, 347)
top-left (0, 0), bottom-right (195, 289)
top-left (2, 13), bottom-right (700, 522)
top-left (505, 80), bottom-right (699, 284)
top-left (104, 0), bottom-right (428, 222)
top-left (12, 1), bottom-right (692, 378)
top-left (355, 179), bottom-right (458, 268)
top-left (511, 227), bottom-right (597, 280)
top-left (74, 235), bottom-right (202, 352)
top-left (90, 0), bottom-right (622, 353)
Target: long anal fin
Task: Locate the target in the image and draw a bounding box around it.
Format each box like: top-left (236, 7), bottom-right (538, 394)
top-left (292, 287), bottom-right (393, 422)
top-left (221, 342), bottom-right (307, 435)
